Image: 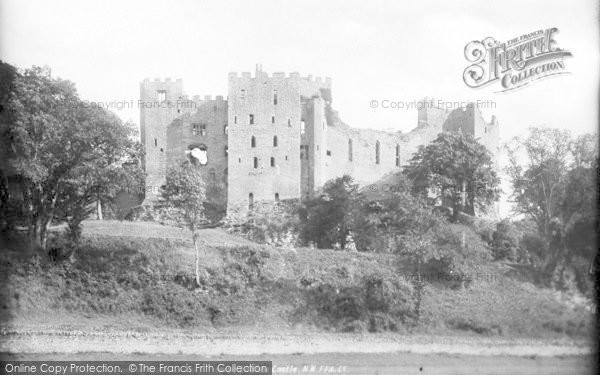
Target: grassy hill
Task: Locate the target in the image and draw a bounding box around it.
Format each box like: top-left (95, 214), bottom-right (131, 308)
top-left (0, 221), bottom-right (594, 339)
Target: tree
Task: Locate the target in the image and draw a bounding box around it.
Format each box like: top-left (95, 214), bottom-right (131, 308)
top-left (506, 128), bottom-right (598, 288)
top-left (54, 118), bottom-right (143, 245)
top-left (160, 160), bottom-right (207, 286)
top-left (299, 175), bottom-right (360, 249)
top-left (0, 62), bottom-right (142, 251)
top-left (404, 132), bottom-right (500, 221)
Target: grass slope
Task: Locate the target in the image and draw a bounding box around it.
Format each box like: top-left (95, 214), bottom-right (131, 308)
top-left (0, 221), bottom-right (594, 339)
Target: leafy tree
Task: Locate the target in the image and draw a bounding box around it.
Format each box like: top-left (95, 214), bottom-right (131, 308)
top-left (0, 62), bottom-right (142, 251)
top-left (160, 160), bottom-right (207, 286)
top-left (506, 128), bottom-right (597, 289)
top-left (404, 132), bottom-right (500, 221)
top-left (299, 175), bottom-right (360, 249)
top-left (54, 118), bottom-right (143, 245)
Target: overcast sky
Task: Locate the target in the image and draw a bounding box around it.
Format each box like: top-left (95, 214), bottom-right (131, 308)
top-left (1, 0), bottom-right (598, 216)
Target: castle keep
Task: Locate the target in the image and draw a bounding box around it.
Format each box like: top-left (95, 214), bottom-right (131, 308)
top-left (140, 66), bottom-right (499, 215)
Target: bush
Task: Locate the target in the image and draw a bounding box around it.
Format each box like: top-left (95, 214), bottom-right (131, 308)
top-left (427, 223), bottom-right (491, 288)
top-left (491, 220), bottom-right (520, 261)
top-left (301, 274), bottom-right (414, 332)
top-left (225, 200), bottom-right (300, 247)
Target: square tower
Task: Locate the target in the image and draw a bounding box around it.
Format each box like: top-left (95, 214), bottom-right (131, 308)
top-left (140, 78), bottom-right (184, 198)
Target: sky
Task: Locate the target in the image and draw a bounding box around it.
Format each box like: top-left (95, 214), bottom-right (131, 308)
top-left (1, 0), bottom-right (598, 217)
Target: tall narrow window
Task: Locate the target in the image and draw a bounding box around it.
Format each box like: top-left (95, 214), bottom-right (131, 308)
top-left (234, 116), bottom-right (237, 125)
top-left (154, 138), bottom-right (157, 147)
top-left (275, 193), bottom-right (280, 202)
top-left (200, 124), bottom-right (206, 136)
top-left (395, 144), bottom-right (400, 167)
top-left (271, 116), bottom-right (275, 124)
top-left (224, 124), bottom-right (228, 134)
top-left (288, 119), bottom-right (291, 127)
top-left (273, 90), bottom-right (278, 105)
top-left (273, 136), bottom-right (278, 147)
top-left (270, 157), bottom-right (275, 167)
top-left (248, 193), bottom-right (254, 209)
top-left (375, 141), bottom-right (380, 164)
top-left (300, 120), bottom-right (306, 135)
top-left (224, 146), bottom-right (228, 157)
top-left (192, 123), bottom-right (199, 135)
top-left (240, 89), bottom-right (246, 100)
top-left (253, 157), bottom-right (258, 168)
top-left (251, 136), bottom-right (256, 148)
top-left (348, 139), bottom-right (353, 161)
top-left (249, 114), bottom-right (254, 125)
top-left (157, 90), bottom-right (166, 102)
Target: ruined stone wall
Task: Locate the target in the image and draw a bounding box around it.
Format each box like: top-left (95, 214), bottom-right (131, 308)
top-left (140, 78), bottom-right (202, 198)
top-left (143, 72), bottom-right (500, 214)
top-left (166, 97), bottom-right (228, 185)
top-left (324, 122), bottom-right (403, 186)
top-left (140, 79), bottom-right (183, 197)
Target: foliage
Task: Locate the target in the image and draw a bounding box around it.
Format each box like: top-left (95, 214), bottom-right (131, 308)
top-left (505, 128), bottom-right (598, 289)
top-left (299, 175), bottom-right (360, 249)
top-left (234, 200), bottom-right (301, 246)
top-left (1, 227), bottom-right (594, 337)
top-left (55, 119), bottom-right (143, 244)
top-left (491, 220), bottom-right (520, 261)
top-left (404, 132), bottom-right (500, 220)
top-left (160, 161), bottom-right (207, 231)
top-left (0, 61), bottom-right (143, 251)
top-left (302, 275), bottom-right (415, 332)
top-left (160, 160), bottom-right (207, 286)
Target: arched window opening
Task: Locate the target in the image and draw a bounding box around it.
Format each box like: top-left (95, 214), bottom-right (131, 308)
top-left (186, 144), bottom-right (208, 166)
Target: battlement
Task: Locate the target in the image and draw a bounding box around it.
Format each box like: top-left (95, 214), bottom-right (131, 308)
top-left (142, 78), bottom-right (183, 85)
top-left (191, 94), bottom-right (225, 101)
top-left (228, 70), bottom-right (332, 86)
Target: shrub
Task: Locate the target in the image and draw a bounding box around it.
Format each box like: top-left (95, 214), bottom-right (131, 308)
top-left (491, 220), bottom-right (520, 261)
top-left (428, 223), bottom-right (492, 288)
top-left (301, 274), bottom-right (414, 332)
top-left (225, 200), bottom-right (300, 247)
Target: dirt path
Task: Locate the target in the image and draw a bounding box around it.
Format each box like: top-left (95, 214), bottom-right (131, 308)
top-left (1, 345), bottom-right (594, 375)
top-left (1, 329), bottom-right (592, 357)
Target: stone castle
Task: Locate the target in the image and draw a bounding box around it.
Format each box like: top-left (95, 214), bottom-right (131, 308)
top-left (140, 65), bottom-right (499, 215)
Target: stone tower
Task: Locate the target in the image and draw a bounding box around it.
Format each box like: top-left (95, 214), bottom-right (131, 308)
top-left (139, 78), bottom-right (184, 197)
top-left (226, 65), bottom-right (332, 215)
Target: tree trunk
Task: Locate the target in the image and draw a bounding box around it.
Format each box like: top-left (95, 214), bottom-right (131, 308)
top-left (96, 199), bottom-right (103, 220)
top-left (192, 231), bottom-right (201, 287)
top-left (28, 217), bottom-right (43, 252)
top-left (413, 260), bottom-right (424, 327)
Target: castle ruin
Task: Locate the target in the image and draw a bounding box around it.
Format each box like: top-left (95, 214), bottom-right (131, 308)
top-left (140, 65), bottom-right (499, 216)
